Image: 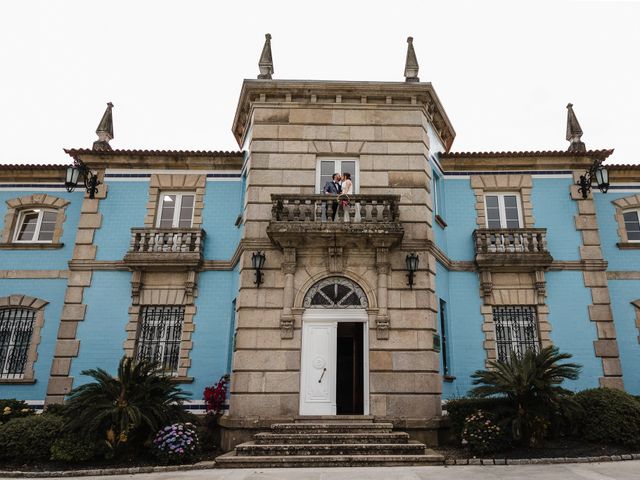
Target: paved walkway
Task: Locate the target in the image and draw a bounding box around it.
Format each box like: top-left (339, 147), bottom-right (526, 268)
top-left (26, 460), bottom-right (640, 480)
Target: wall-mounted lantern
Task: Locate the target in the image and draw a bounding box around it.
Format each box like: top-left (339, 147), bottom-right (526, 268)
top-left (405, 252), bottom-right (419, 289)
top-left (577, 158), bottom-right (609, 199)
top-left (65, 159), bottom-right (101, 199)
top-left (252, 251), bottom-right (266, 288)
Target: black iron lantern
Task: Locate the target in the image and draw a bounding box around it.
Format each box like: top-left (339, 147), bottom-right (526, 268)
top-left (405, 252), bottom-right (419, 289)
top-left (577, 157), bottom-right (610, 199)
top-left (64, 159), bottom-right (101, 199)
top-left (595, 166), bottom-right (609, 194)
top-left (252, 251), bottom-right (266, 287)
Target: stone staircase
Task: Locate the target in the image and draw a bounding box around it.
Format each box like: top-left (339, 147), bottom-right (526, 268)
top-left (215, 417), bottom-right (444, 468)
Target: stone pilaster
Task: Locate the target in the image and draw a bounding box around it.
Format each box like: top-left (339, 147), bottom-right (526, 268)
top-left (45, 173), bottom-right (107, 405)
top-left (571, 174), bottom-right (624, 389)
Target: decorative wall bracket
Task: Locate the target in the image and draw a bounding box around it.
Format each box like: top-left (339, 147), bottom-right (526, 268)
top-left (480, 270), bottom-right (493, 304)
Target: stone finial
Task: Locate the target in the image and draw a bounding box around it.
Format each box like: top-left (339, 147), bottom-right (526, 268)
top-left (93, 102), bottom-right (114, 152)
top-left (404, 36), bottom-right (419, 82)
top-left (566, 103), bottom-right (586, 153)
top-left (258, 33), bottom-right (274, 80)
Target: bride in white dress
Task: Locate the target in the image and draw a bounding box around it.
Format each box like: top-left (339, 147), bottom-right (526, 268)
top-left (341, 172), bottom-right (353, 195)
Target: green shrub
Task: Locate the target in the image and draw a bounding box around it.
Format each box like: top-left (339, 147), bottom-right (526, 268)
top-left (445, 397), bottom-right (513, 439)
top-left (0, 414), bottom-right (64, 462)
top-left (0, 399), bottom-right (34, 424)
top-left (461, 410), bottom-right (507, 455)
top-left (50, 435), bottom-right (98, 463)
top-left (574, 388), bottom-right (640, 448)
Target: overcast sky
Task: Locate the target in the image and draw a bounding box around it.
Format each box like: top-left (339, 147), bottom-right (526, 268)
top-left (0, 0), bottom-right (638, 166)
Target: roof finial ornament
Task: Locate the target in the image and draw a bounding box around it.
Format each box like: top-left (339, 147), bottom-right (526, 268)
top-left (566, 103), bottom-right (586, 153)
top-left (93, 102), bottom-right (114, 152)
top-left (257, 33), bottom-right (274, 80)
top-left (404, 36), bottom-right (419, 83)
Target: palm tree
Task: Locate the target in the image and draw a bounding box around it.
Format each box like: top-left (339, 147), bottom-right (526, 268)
top-left (63, 356), bottom-right (189, 455)
top-left (470, 346), bottom-right (581, 446)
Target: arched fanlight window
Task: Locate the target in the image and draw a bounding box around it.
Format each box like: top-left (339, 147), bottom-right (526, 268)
top-left (303, 277), bottom-right (369, 309)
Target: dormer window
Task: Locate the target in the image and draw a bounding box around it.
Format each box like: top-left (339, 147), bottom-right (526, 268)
top-left (13, 209), bottom-right (57, 243)
top-left (157, 193), bottom-right (195, 228)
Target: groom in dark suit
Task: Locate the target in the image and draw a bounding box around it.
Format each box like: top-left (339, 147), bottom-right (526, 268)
top-left (323, 173), bottom-right (342, 220)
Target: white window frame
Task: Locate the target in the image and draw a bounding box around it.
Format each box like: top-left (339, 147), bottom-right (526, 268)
top-left (484, 192), bottom-right (524, 229)
top-left (623, 209), bottom-right (640, 243)
top-left (156, 192), bottom-right (195, 228)
top-left (12, 209), bottom-right (57, 244)
top-left (315, 158), bottom-right (360, 194)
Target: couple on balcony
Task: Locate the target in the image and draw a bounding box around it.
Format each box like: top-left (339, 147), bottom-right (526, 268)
top-left (323, 172), bottom-right (353, 220)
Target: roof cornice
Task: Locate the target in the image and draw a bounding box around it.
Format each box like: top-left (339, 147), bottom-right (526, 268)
top-left (63, 149), bottom-right (244, 171)
top-left (439, 149), bottom-right (614, 171)
top-left (232, 79), bottom-right (456, 151)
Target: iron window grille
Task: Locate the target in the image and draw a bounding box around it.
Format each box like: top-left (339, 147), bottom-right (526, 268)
top-left (0, 308), bottom-right (35, 379)
top-left (135, 305), bottom-right (184, 374)
top-left (493, 305), bottom-right (539, 362)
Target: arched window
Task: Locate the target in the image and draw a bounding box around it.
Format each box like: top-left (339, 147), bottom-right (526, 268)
top-left (303, 277), bottom-right (368, 309)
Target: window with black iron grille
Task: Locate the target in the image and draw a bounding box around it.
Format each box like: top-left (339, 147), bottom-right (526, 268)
top-left (135, 305), bottom-right (184, 374)
top-left (493, 305), bottom-right (539, 362)
top-left (0, 308), bottom-right (35, 379)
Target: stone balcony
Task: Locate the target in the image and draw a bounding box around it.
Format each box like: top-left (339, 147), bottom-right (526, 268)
top-left (123, 228), bottom-right (205, 270)
top-left (473, 228), bottom-right (553, 271)
top-left (267, 194), bottom-right (404, 248)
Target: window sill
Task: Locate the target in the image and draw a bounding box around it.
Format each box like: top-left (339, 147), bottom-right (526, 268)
top-left (0, 378), bottom-right (36, 384)
top-left (0, 243), bottom-right (63, 250)
top-left (442, 375), bottom-right (456, 383)
top-left (617, 242), bottom-right (640, 250)
top-left (170, 376), bottom-right (194, 384)
top-left (435, 215), bottom-right (447, 229)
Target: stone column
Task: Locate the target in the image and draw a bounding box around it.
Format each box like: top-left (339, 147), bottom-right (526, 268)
top-left (280, 247), bottom-right (296, 339)
top-left (375, 247), bottom-right (390, 339)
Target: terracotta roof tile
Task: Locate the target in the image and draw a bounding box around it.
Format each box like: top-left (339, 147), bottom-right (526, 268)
top-left (440, 149), bottom-right (614, 158)
top-left (0, 163), bottom-right (67, 170)
top-left (64, 148), bottom-right (243, 157)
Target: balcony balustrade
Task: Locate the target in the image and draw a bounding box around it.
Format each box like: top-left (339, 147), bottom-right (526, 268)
top-left (123, 228), bottom-right (205, 270)
top-left (473, 228), bottom-right (553, 271)
top-left (267, 194), bottom-right (404, 247)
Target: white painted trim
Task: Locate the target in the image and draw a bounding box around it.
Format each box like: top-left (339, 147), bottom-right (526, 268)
top-left (300, 308), bottom-right (369, 416)
top-left (0, 187), bottom-right (67, 191)
top-left (105, 169), bottom-right (241, 175)
top-left (531, 174), bottom-right (574, 179)
top-left (442, 175), bottom-right (470, 180)
top-left (483, 192), bottom-right (524, 228)
top-left (156, 192), bottom-right (195, 228)
top-left (315, 158), bottom-right (360, 194)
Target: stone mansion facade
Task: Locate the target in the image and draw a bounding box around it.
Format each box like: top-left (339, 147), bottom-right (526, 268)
top-left (1, 37), bottom-right (640, 447)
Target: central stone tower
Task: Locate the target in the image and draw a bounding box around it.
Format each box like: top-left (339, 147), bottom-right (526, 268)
top-left (221, 67), bottom-right (455, 448)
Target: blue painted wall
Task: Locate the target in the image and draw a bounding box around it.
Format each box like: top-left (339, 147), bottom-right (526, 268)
top-left (0, 278), bottom-right (67, 400)
top-left (435, 266), bottom-right (485, 398)
top-left (608, 280), bottom-right (640, 394)
top-left (0, 190), bottom-right (83, 270)
top-left (594, 191), bottom-right (640, 271)
top-left (95, 182), bottom-right (148, 261)
top-left (201, 182), bottom-right (243, 260)
top-left (441, 179), bottom-right (477, 262)
top-left (71, 271), bottom-right (132, 383)
top-left (531, 178), bottom-right (582, 261)
top-left (545, 271), bottom-right (602, 390)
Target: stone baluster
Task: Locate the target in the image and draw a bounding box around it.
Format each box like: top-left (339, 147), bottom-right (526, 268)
top-left (371, 200), bottom-right (379, 222)
top-left (382, 200), bottom-right (390, 221)
top-left (315, 199), bottom-right (323, 222)
top-left (303, 200), bottom-right (312, 221)
top-left (293, 200), bottom-right (301, 221)
top-left (532, 233), bottom-right (539, 252)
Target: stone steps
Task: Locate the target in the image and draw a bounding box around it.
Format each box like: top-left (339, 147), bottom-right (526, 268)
top-left (255, 432), bottom-right (410, 444)
top-left (271, 422), bottom-right (394, 434)
top-left (215, 452), bottom-right (444, 468)
top-left (215, 421), bottom-right (444, 468)
top-left (237, 441), bottom-right (426, 456)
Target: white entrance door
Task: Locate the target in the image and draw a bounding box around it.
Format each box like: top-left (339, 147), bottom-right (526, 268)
top-left (299, 309), bottom-right (369, 416)
top-left (299, 320), bottom-right (336, 415)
